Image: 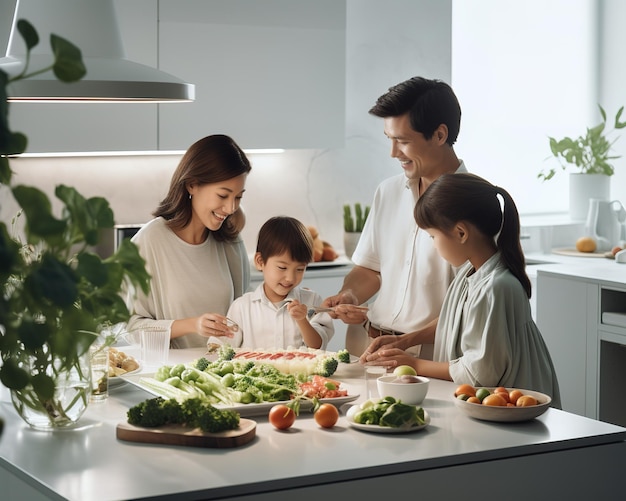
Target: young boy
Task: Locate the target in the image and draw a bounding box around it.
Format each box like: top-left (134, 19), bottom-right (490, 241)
top-left (223, 216), bottom-right (334, 350)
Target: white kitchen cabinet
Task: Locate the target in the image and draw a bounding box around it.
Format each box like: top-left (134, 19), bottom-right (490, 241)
top-left (536, 267), bottom-right (626, 421)
top-left (7, 0), bottom-right (345, 153)
top-left (536, 273), bottom-right (598, 417)
top-left (157, 0), bottom-right (346, 150)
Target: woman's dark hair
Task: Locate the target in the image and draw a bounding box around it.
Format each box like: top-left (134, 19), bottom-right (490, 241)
top-left (369, 76), bottom-right (461, 146)
top-left (256, 216), bottom-right (314, 264)
top-left (414, 173), bottom-right (531, 297)
top-left (154, 134), bottom-right (252, 241)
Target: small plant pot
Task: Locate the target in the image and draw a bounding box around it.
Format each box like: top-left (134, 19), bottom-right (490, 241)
top-left (569, 173), bottom-right (610, 221)
top-left (344, 232), bottom-right (362, 260)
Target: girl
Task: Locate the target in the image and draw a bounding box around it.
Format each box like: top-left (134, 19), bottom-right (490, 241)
top-left (362, 173), bottom-right (561, 407)
top-left (126, 134), bottom-right (251, 348)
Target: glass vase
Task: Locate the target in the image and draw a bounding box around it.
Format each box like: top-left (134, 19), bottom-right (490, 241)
top-left (10, 351), bottom-right (92, 430)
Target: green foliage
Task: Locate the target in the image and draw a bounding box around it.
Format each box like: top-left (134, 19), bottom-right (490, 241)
top-left (539, 105), bottom-right (626, 181)
top-left (343, 203), bottom-right (370, 233)
top-left (0, 21), bottom-right (151, 406)
top-left (127, 397), bottom-right (240, 433)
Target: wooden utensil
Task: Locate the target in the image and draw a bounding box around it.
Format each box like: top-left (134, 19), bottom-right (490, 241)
top-left (116, 418), bottom-right (256, 448)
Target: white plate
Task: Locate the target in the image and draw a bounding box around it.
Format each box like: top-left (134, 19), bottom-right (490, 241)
top-left (109, 365), bottom-right (141, 388)
top-left (346, 407), bottom-right (430, 434)
top-left (307, 255), bottom-right (352, 268)
top-left (121, 372), bottom-right (359, 417)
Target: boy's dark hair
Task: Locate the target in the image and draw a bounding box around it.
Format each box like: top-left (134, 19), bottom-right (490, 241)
top-left (369, 76), bottom-right (461, 146)
top-left (256, 216), bottom-right (314, 264)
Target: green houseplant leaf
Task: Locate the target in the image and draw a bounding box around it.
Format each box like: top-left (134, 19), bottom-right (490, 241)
top-left (539, 105), bottom-right (626, 181)
top-left (0, 19), bottom-right (151, 428)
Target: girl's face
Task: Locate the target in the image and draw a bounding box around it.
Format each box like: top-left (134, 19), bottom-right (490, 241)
top-left (189, 174), bottom-right (247, 231)
top-left (255, 251), bottom-right (307, 302)
top-left (425, 227), bottom-right (468, 267)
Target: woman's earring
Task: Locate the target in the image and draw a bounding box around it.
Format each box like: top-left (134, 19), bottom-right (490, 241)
top-left (188, 193), bottom-right (192, 200)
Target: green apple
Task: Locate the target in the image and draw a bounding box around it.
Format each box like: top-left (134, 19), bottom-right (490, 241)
top-left (393, 365), bottom-right (417, 376)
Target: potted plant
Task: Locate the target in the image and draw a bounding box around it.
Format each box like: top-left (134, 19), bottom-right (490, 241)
top-left (0, 20), bottom-right (150, 430)
top-left (538, 105), bottom-right (626, 220)
top-left (343, 202), bottom-right (370, 259)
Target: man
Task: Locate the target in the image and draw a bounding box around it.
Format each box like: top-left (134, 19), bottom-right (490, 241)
top-left (322, 76), bottom-right (467, 359)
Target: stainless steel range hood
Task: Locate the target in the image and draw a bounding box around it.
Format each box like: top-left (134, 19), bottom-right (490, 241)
top-left (0, 0), bottom-right (195, 103)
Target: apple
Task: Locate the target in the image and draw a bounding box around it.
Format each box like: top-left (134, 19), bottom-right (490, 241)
top-left (393, 365), bottom-right (417, 376)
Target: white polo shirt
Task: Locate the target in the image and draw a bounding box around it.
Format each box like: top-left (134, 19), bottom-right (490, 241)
top-left (351, 162), bottom-right (467, 334)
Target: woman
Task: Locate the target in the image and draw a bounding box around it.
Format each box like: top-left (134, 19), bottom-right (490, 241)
top-left (126, 134), bottom-right (252, 348)
top-left (361, 173), bottom-right (561, 407)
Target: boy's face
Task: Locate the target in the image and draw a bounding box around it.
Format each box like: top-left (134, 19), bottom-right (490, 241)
top-left (254, 251), bottom-right (308, 302)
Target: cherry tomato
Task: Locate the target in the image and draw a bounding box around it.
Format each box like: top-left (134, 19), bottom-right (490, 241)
top-left (314, 403), bottom-right (339, 428)
top-left (269, 404), bottom-right (296, 430)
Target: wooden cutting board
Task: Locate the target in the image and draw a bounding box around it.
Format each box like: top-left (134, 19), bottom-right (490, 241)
top-left (116, 419), bottom-right (256, 448)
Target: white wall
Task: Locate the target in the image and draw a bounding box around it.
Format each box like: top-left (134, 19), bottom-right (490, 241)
top-left (1, 0), bottom-right (453, 256)
top-left (4, 0), bottom-right (625, 255)
top-left (452, 0), bottom-right (626, 214)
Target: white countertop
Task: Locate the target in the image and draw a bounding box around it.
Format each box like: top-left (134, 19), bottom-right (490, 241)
top-left (525, 250), bottom-right (626, 286)
top-left (2, 347), bottom-right (626, 500)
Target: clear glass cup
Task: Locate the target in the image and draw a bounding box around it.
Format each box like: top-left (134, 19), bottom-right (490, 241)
top-left (365, 365), bottom-right (387, 400)
top-left (89, 343), bottom-right (109, 402)
top-left (140, 327), bottom-right (170, 369)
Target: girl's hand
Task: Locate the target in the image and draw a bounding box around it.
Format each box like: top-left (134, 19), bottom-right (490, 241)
top-left (286, 299), bottom-right (308, 322)
top-left (196, 313), bottom-right (238, 338)
top-left (361, 347), bottom-right (417, 370)
top-left (359, 335), bottom-right (401, 364)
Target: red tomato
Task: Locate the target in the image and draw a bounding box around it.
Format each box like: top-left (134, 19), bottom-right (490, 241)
top-left (314, 403), bottom-right (339, 428)
top-left (268, 404), bottom-right (296, 430)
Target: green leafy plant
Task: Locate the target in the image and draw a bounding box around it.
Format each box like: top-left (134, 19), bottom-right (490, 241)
top-left (538, 105), bottom-right (626, 181)
top-left (0, 20), bottom-right (151, 424)
top-left (343, 203), bottom-right (370, 233)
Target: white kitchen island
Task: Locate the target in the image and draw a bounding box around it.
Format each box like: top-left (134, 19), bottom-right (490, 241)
top-left (1, 348), bottom-right (626, 500)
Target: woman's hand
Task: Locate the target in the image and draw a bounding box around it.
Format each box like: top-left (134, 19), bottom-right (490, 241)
top-left (195, 313), bottom-right (238, 338)
top-left (322, 290), bottom-right (368, 324)
top-left (361, 347), bottom-right (417, 371)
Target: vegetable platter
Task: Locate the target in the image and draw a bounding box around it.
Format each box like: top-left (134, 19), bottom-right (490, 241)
top-left (120, 345), bottom-right (359, 417)
top-left (122, 372), bottom-right (358, 417)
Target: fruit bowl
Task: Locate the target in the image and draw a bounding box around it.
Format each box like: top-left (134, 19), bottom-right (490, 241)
top-left (377, 375), bottom-right (429, 405)
top-left (453, 387), bottom-right (552, 422)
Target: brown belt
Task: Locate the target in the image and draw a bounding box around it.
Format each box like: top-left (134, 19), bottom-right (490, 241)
top-left (368, 323), bottom-right (404, 338)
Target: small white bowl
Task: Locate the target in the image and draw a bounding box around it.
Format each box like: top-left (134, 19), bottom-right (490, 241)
top-left (376, 375), bottom-right (430, 405)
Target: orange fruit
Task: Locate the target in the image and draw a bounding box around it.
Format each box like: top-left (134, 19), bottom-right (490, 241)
top-left (454, 384), bottom-right (476, 398)
top-left (516, 395), bottom-right (538, 407)
top-left (466, 396), bottom-right (481, 404)
top-left (493, 386), bottom-right (509, 395)
top-left (508, 389), bottom-right (523, 405)
top-left (482, 393), bottom-right (508, 406)
top-left (576, 236), bottom-right (596, 253)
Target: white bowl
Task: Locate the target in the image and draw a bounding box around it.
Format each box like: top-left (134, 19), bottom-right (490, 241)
top-left (453, 387), bottom-right (551, 422)
top-left (376, 375), bottom-right (430, 405)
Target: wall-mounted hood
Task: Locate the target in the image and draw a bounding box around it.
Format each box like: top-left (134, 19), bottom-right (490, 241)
top-left (0, 0), bottom-right (195, 103)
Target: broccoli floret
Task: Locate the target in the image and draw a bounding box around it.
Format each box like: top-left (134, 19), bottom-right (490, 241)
top-left (315, 356), bottom-right (339, 377)
top-left (127, 397), bottom-right (240, 433)
top-left (217, 344), bottom-right (236, 361)
top-left (336, 349), bottom-right (351, 364)
top-left (194, 357), bottom-right (210, 371)
top-left (195, 405), bottom-right (240, 433)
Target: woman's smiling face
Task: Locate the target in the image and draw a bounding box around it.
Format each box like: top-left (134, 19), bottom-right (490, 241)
top-left (189, 174), bottom-right (247, 231)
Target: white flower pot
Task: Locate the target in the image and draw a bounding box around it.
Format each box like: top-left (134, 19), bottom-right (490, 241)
top-left (569, 173), bottom-right (610, 221)
top-left (343, 232), bottom-right (362, 260)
